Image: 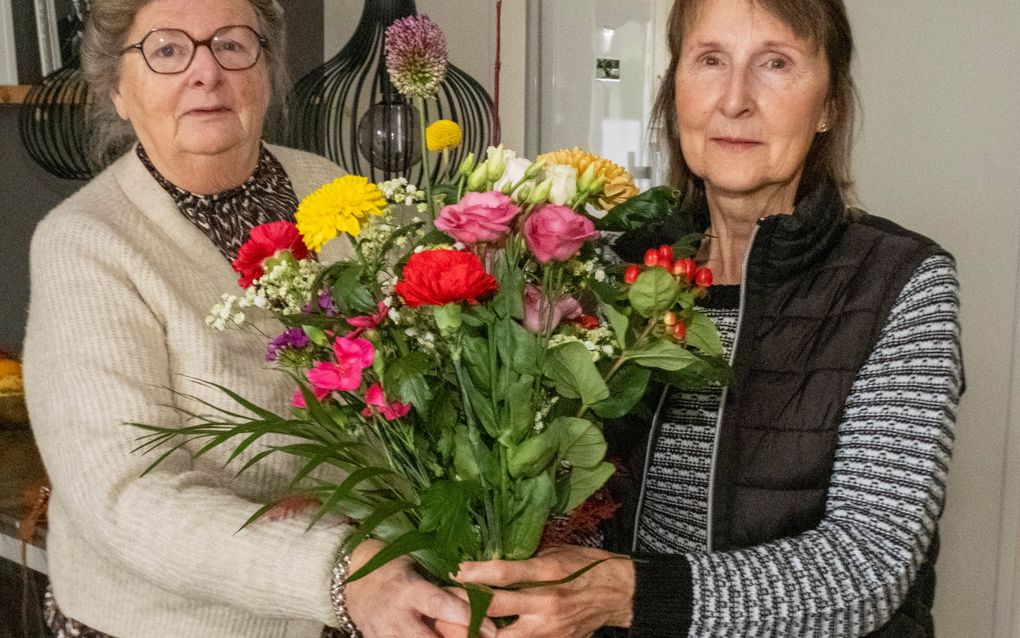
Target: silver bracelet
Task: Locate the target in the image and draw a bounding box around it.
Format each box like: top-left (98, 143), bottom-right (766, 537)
top-left (330, 548), bottom-right (362, 637)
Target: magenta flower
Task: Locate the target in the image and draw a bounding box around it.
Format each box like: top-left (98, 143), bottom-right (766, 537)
top-left (523, 204), bottom-right (598, 263)
top-left (347, 300), bottom-right (389, 337)
top-left (435, 191), bottom-right (521, 245)
top-left (522, 285), bottom-right (582, 333)
top-left (291, 385), bottom-right (330, 409)
top-left (306, 336), bottom-right (375, 395)
top-left (385, 15), bottom-right (448, 98)
top-left (361, 383), bottom-right (412, 421)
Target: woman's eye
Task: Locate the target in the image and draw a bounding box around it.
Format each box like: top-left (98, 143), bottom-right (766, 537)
top-left (701, 55), bottom-right (721, 67)
top-left (154, 44), bottom-right (183, 59)
top-left (766, 57), bottom-right (788, 70)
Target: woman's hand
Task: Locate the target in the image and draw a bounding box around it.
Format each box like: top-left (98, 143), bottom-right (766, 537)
top-left (452, 545), bottom-right (635, 638)
top-left (345, 539), bottom-right (497, 638)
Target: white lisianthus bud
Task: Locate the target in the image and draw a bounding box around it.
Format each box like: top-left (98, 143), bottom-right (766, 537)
top-left (485, 144), bottom-right (513, 181)
top-left (577, 163), bottom-right (598, 192)
top-left (546, 164), bottom-right (578, 205)
top-left (467, 163), bottom-right (488, 191)
top-left (530, 177), bottom-right (553, 204)
top-left (494, 157), bottom-right (533, 194)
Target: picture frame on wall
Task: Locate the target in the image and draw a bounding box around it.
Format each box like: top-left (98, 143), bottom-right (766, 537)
top-left (1, 0), bottom-right (17, 83)
top-left (34, 0), bottom-right (61, 75)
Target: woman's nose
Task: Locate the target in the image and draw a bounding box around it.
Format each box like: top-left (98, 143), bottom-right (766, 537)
top-left (186, 44), bottom-right (223, 85)
top-left (719, 66), bottom-right (754, 119)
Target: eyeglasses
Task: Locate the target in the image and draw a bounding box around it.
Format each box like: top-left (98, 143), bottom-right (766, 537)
top-left (121, 25), bottom-right (268, 74)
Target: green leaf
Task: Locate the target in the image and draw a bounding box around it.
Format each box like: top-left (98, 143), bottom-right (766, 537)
top-left (504, 375), bottom-right (537, 443)
top-left (465, 381), bottom-right (499, 438)
top-left (462, 335), bottom-right (492, 393)
top-left (563, 462), bottom-right (615, 511)
top-left (302, 324), bottom-right (328, 347)
top-left (590, 364), bottom-right (651, 419)
top-left (464, 583), bottom-right (495, 638)
top-left (555, 417), bottom-right (607, 469)
top-left (685, 311), bottom-right (725, 356)
top-left (502, 472), bottom-right (556, 559)
top-left (628, 267), bottom-right (680, 318)
top-left (653, 352), bottom-right (730, 388)
top-left (332, 264), bottom-right (376, 313)
top-left (345, 530), bottom-right (435, 584)
top-left (341, 499), bottom-right (416, 553)
top-left (624, 339), bottom-right (699, 371)
top-left (507, 430), bottom-right (559, 478)
top-left (594, 186), bottom-right (678, 231)
top-left (544, 342), bottom-right (610, 405)
top-left (600, 302), bottom-right (632, 349)
top-left (420, 480), bottom-right (482, 562)
top-left (384, 351), bottom-right (435, 413)
top-left (497, 318), bottom-right (543, 376)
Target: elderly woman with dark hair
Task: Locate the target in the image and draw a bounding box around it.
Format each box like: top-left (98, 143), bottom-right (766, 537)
top-left (21, 1), bottom-right (479, 637)
top-left (452, 1), bottom-right (963, 637)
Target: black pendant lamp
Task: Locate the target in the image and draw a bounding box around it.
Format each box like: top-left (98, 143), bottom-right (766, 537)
top-left (287, 0), bottom-right (495, 183)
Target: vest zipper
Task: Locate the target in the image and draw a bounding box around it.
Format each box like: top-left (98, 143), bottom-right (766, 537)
top-left (630, 385), bottom-right (671, 552)
top-left (705, 222), bottom-right (760, 553)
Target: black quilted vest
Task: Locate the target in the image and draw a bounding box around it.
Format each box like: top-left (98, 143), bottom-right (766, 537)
top-left (605, 179), bottom-right (948, 637)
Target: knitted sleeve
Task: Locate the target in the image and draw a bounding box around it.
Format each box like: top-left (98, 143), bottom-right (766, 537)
top-left (630, 254), bottom-right (962, 636)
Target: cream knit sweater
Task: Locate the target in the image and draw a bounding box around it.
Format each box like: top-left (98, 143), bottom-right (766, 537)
top-left (24, 145), bottom-right (352, 638)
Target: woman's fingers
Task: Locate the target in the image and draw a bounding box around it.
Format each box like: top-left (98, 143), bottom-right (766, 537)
top-left (456, 558), bottom-right (546, 587)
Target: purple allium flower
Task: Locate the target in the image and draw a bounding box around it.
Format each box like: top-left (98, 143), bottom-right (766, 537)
top-left (266, 328), bottom-right (311, 362)
top-left (384, 15), bottom-right (448, 98)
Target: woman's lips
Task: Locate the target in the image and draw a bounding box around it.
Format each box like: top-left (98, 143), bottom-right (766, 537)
top-left (711, 137), bottom-right (763, 150)
top-left (185, 107), bottom-right (230, 117)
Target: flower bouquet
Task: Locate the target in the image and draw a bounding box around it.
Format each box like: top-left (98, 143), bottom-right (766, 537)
top-left (132, 15), bottom-right (728, 634)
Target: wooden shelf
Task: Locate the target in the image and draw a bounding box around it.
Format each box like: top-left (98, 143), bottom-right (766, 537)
top-left (0, 85), bottom-right (31, 105)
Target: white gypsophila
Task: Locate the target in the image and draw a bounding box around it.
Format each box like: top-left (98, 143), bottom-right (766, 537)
top-left (205, 293), bottom-right (244, 331)
top-left (533, 396), bottom-right (559, 433)
top-left (378, 177), bottom-right (426, 206)
top-left (244, 258), bottom-right (322, 316)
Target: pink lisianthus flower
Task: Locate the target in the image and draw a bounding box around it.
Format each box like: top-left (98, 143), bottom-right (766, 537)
top-left (523, 204), bottom-right (598, 263)
top-left (361, 383), bottom-right (412, 421)
top-left (522, 285), bottom-right (582, 333)
top-left (306, 336), bottom-right (375, 395)
top-left (435, 191), bottom-right (521, 245)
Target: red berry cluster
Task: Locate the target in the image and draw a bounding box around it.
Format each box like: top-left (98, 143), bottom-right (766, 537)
top-left (622, 244), bottom-right (715, 342)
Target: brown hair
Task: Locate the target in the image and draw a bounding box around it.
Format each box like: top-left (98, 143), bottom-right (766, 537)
top-left (651, 0), bottom-right (858, 207)
top-left (80, 0), bottom-right (289, 167)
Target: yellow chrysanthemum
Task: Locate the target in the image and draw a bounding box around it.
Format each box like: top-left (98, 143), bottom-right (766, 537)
top-left (538, 147), bottom-right (639, 210)
top-left (426, 119), bottom-right (463, 152)
top-left (296, 175), bottom-right (387, 251)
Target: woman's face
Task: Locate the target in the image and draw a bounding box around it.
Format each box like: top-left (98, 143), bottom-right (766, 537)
top-left (674, 0), bottom-right (830, 204)
top-left (112, 0), bottom-right (270, 162)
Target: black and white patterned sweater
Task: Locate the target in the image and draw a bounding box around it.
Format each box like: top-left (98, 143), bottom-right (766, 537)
top-left (633, 254), bottom-right (961, 636)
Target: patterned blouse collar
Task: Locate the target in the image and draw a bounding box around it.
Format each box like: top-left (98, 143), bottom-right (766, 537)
top-left (136, 143), bottom-right (299, 262)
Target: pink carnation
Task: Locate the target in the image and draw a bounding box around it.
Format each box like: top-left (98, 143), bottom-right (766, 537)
top-left (361, 383), bottom-right (412, 421)
top-left (523, 204), bottom-right (598, 263)
top-left (435, 191), bottom-right (521, 245)
top-left (306, 336), bottom-right (375, 395)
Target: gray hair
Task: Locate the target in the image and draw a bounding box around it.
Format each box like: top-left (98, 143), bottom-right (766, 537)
top-left (80, 0), bottom-right (290, 168)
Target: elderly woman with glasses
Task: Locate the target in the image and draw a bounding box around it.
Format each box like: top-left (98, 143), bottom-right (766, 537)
top-left (21, 1), bottom-right (480, 637)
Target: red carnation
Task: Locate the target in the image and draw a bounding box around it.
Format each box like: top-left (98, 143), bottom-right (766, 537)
top-left (394, 249), bottom-right (499, 307)
top-left (232, 221), bottom-right (310, 288)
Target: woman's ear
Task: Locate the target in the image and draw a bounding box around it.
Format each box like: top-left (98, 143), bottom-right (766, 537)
top-left (111, 89), bottom-right (129, 121)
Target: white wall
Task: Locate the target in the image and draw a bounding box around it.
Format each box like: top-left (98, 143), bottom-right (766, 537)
top-left (846, 2), bottom-right (1020, 636)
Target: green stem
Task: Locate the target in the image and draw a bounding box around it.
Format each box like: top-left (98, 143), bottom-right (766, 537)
top-left (415, 96), bottom-right (436, 220)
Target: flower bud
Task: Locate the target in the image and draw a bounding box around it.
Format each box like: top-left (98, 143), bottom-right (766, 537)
top-left (577, 163), bottom-right (598, 192)
top-left (457, 152), bottom-right (476, 176)
top-left (546, 164), bottom-right (578, 206)
top-left (530, 178), bottom-right (553, 204)
top-left (433, 303), bottom-right (463, 336)
top-left (523, 159), bottom-right (547, 181)
top-left (467, 163), bottom-right (488, 191)
top-left (514, 184), bottom-right (534, 205)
